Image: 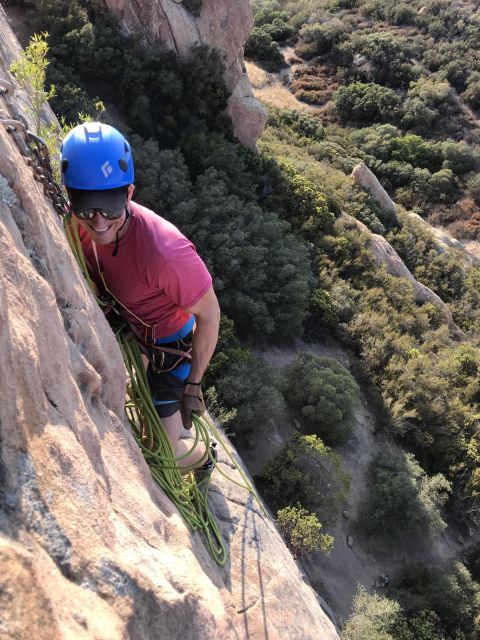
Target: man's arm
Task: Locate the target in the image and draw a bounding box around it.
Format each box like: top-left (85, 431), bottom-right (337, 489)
top-left (184, 285), bottom-right (220, 392)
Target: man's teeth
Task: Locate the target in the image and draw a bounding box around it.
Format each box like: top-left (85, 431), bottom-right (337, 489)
top-left (92, 224), bottom-right (111, 232)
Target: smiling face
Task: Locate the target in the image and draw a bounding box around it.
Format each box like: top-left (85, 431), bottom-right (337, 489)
top-left (72, 184), bottom-right (135, 245)
top-left (76, 209), bottom-right (128, 245)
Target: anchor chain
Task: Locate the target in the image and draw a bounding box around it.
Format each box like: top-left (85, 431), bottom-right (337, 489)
top-left (0, 73), bottom-right (69, 217)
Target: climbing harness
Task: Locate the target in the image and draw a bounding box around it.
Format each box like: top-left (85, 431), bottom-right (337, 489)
top-left (1, 70), bottom-right (266, 565)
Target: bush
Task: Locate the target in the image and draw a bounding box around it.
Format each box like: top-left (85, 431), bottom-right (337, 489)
top-left (394, 562), bottom-right (480, 635)
top-left (282, 352), bottom-right (359, 445)
top-left (400, 98), bottom-right (438, 134)
top-left (216, 354), bottom-right (287, 439)
top-left (255, 433), bottom-right (350, 522)
top-left (467, 174), bottom-right (480, 205)
top-left (334, 82), bottom-right (402, 125)
top-left (342, 587), bottom-right (401, 640)
top-left (426, 168), bottom-right (457, 203)
top-left (358, 449), bottom-right (451, 542)
top-left (298, 20), bottom-right (346, 57)
top-left (441, 141), bottom-right (478, 175)
top-left (254, 9), bottom-right (295, 41)
top-left (277, 505), bottom-right (334, 559)
top-left (244, 27), bottom-right (285, 71)
top-left (268, 108), bottom-right (325, 141)
top-left (464, 74), bottom-right (480, 110)
top-left (343, 31), bottom-right (415, 87)
top-left (171, 168), bottom-right (313, 339)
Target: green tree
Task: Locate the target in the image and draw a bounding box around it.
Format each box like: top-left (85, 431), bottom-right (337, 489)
top-left (255, 433), bottom-right (350, 522)
top-left (244, 27), bottom-right (285, 71)
top-left (216, 353), bottom-right (287, 439)
top-left (172, 168), bottom-right (312, 339)
top-left (394, 562), bottom-right (480, 635)
top-left (282, 352), bottom-right (359, 445)
top-left (359, 449), bottom-right (451, 542)
top-left (467, 174), bottom-right (480, 205)
top-left (277, 505), bottom-right (334, 559)
top-left (299, 19), bottom-right (346, 56)
top-left (334, 82), bottom-right (402, 125)
top-left (342, 587), bottom-right (401, 640)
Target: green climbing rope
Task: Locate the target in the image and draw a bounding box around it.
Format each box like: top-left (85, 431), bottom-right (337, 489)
top-left (64, 215), bottom-right (266, 565)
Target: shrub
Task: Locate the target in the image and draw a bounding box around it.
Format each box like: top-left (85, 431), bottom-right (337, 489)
top-left (334, 82), bottom-right (402, 125)
top-left (467, 174), bottom-right (480, 205)
top-left (394, 562), bottom-right (480, 635)
top-left (216, 353), bottom-right (287, 439)
top-left (268, 108), bottom-right (325, 141)
top-left (298, 20), bottom-right (346, 57)
top-left (244, 27), bottom-right (285, 71)
top-left (255, 433), bottom-right (350, 522)
top-left (464, 74), bottom-right (480, 110)
top-left (342, 587), bottom-right (401, 640)
top-left (344, 32), bottom-right (415, 87)
top-left (172, 167), bottom-right (313, 339)
top-left (426, 168), bottom-right (457, 204)
top-left (441, 141), bottom-right (478, 175)
top-left (400, 98), bottom-right (438, 134)
top-left (277, 505), bottom-right (334, 559)
top-left (254, 9), bottom-right (295, 41)
top-left (282, 352), bottom-right (359, 445)
top-left (358, 449), bottom-right (451, 542)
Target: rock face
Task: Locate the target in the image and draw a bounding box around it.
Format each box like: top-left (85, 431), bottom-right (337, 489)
top-left (91, 0), bottom-right (267, 148)
top-left (0, 12), bottom-right (339, 639)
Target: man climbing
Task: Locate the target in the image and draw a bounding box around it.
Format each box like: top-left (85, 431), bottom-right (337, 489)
top-left (60, 122), bottom-right (220, 475)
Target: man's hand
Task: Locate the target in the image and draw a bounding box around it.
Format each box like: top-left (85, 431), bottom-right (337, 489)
top-left (181, 385), bottom-right (206, 430)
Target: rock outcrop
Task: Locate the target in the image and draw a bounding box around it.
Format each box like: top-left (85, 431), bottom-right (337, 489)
top-left (347, 214), bottom-right (463, 338)
top-left (0, 11), bottom-right (339, 639)
top-left (351, 162), bottom-right (398, 225)
top-left (91, 0), bottom-right (267, 148)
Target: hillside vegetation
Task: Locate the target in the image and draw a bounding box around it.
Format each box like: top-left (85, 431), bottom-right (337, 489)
top-left (247, 0), bottom-right (480, 240)
top-left (6, 0), bottom-right (480, 636)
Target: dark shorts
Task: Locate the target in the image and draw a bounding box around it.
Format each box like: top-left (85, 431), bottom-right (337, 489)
top-left (145, 322), bottom-right (193, 419)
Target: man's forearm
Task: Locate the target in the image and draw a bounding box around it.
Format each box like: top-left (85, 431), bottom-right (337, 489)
top-left (187, 314), bottom-right (219, 384)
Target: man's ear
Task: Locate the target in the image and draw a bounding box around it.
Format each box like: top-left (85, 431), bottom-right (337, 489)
top-left (127, 184), bottom-right (135, 203)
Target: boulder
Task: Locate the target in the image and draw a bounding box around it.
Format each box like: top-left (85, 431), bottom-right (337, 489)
top-left (351, 162), bottom-right (398, 225)
top-left (91, 0), bottom-right (267, 148)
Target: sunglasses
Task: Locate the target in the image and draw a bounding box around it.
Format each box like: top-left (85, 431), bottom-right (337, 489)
top-left (73, 206), bottom-right (126, 221)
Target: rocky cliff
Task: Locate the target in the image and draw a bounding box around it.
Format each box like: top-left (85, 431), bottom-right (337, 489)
top-left (0, 7), bottom-right (339, 639)
top-left (91, 0), bottom-right (267, 148)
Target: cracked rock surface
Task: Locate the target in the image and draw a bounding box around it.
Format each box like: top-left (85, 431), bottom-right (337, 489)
top-left (91, 0), bottom-right (267, 148)
top-left (0, 10), bottom-right (339, 639)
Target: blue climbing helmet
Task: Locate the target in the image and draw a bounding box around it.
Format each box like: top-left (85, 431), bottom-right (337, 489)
top-left (60, 122), bottom-right (134, 190)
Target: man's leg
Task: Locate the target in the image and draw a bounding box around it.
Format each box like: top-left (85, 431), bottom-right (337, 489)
top-left (161, 410), bottom-right (207, 472)
top-left (146, 362), bottom-right (207, 474)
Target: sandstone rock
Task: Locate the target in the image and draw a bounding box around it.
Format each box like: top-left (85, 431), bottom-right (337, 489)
top-left (91, 0), bottom-right (267, 147)
top-left (346, 214), bottom-right (463, 338)
top-left (0, 15), bottom-right (339, 638)
top-left (351, 162), bottom-right (398, 225)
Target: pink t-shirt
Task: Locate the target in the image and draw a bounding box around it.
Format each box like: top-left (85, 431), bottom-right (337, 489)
top-left (78, 201), bottom-right (212, 340)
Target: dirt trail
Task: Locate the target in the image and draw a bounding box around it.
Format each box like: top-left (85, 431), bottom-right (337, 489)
top-left (237, 337), bottom-right (480, 628)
